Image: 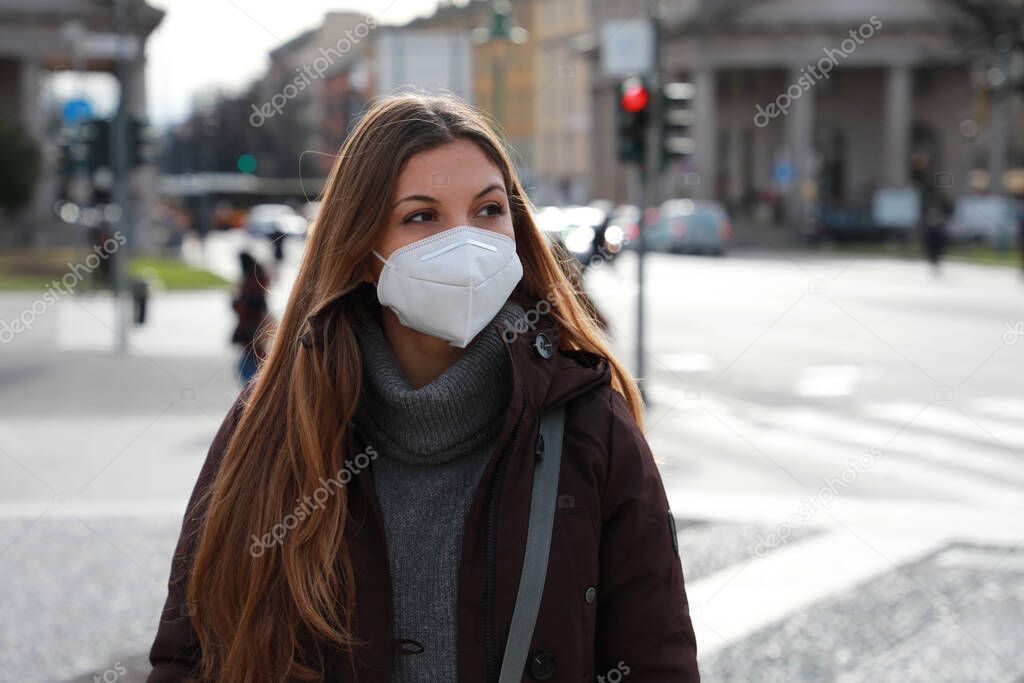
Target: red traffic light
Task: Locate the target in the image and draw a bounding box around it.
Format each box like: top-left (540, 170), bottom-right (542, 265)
top-left (621, 82), bottom-right (649, 113)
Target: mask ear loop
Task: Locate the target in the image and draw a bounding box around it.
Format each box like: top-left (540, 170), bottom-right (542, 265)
top-left (460, 274), bottom-right (474, 348)
top-left (370, 250), bottom-right (392, 283)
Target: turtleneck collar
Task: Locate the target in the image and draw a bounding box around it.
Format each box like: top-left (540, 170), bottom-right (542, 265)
top-left (351, 301), bottom-right (524, 466)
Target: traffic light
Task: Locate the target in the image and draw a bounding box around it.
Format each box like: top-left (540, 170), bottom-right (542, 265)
top-left (616, 77), bottom-right (649, 164)
top-left (80, 118), bottom-right (111, 173)
top-left (660, 81), bottom-right (696, 168)
top-left (128, 117), bottom-right (155, 168)
top-left (76, 117), bottom-right (153, 174)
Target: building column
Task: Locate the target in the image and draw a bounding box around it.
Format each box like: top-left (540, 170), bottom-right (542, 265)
top-left (19, 59), bottom-right (51, 227)
top-left (784, 65), bottom-right (815, 232)
top-left (989, 90), bottom-right (1011, 192)
top-left (19, 59), bottom-right (43, 138)
top-left (125, 54), bottom-right (159, 251)
top-left (883, 64), bottom-right (912, 187)
top-left (693, 67), bottom-right (716, 199)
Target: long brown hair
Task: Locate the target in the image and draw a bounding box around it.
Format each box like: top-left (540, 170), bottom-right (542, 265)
top-left (187, 93), bottom-right (643, 681)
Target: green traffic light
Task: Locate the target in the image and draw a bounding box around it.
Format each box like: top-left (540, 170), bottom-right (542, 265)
top-left (238, 154), bottom-right (257, 174)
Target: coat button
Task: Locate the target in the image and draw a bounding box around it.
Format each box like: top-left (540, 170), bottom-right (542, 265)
top-left (533, 333), bottom-right (553, 358)
top-left (585, 586), bottom-right (596, 604)
top-left (529, 651), bottom-right (556, 680)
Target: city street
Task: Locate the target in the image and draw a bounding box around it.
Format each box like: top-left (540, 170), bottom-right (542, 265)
top-left (1, 243), bottom-right (1023, 682)
top-left (588, 250), bottom-right (1024, 681)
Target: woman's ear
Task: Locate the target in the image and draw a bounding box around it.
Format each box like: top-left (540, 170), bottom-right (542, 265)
top-left (360, 255), bottom-right (379, 285)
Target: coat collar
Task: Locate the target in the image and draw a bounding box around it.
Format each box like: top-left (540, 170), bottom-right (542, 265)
top-left (300, 287), bottom-right (612, 412)
top-left (499, 307), bottom-right (611, 414)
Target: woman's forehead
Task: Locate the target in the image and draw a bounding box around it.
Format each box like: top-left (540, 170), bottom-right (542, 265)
top-left (395, 141), bottom-right (505, 196)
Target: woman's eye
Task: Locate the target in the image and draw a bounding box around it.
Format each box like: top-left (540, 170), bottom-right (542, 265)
top-left (404, 209), bottom-right (435, 224)
top-left (478, 203), bottom-right (506, 218)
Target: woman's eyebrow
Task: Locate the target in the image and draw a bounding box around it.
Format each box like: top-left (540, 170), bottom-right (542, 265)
top-left (393, 183), bottom-right (506, 209)
top-left (474, 183), bottom-right (506, 199)
top-left (394, 193), bottom-right (438, 208)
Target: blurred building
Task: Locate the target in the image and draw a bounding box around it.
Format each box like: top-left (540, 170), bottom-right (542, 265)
top-left (399, 0), bottom-right (539, 193)
top-left (259, 12), bottom-right (374, 178)
top-left (159, 11), bottom-right (374, 232)
top-left (591, 0), bottom-right (1023, 228)
top-left (370, 29), bottom-right (473, 108)
top-left (0, 0), bottom-right (162, 245)
top-left (531, 0), bottom-right (594, 205)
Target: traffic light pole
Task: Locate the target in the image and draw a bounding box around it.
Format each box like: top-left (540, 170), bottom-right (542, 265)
top-left (637, 6), bottom-right (663, 404)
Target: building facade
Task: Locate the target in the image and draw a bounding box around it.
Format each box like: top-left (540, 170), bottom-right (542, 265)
top-left (0, 0), bottom-right (162, 244)
top-left (590, 0), bottom-right (1022, 229)
top-left (531, 0), bottom-right (593, 205)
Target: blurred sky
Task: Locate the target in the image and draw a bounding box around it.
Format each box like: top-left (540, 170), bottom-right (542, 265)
top-left (141, 0), bottom-right (442, 126)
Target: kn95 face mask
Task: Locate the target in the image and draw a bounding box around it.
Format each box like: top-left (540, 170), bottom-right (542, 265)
top-left (372, 226), bottom-right (523, 348)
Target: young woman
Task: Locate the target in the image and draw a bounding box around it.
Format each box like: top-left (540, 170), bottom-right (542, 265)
top-left (148, 94), bottom-right (699, 682)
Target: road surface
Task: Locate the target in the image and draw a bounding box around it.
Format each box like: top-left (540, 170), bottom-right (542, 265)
top-left (1, 240), bottom-right (1022, 682)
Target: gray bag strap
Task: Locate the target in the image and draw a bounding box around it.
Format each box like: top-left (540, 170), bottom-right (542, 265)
top-left (498, 404), bottom-right (566, 683)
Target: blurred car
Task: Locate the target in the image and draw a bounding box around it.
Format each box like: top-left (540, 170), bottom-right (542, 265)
top-left (872, 187), bottom-right (921, 233)
top-left (534, 203), bottom-right (627, 266)
top-left (301, 201), bottom-right (322, 225)
top-left (948, 194), bottom-right (1021, 247)
top-left (607, 204), bottom-right (641, 246)
top-left (812, 188), bottom-right (921, 243)
top-left (244, 204), bottom-right (308, 238)
top-left (211, 202), bottom-right (247, 231)
top-left (534, 205), bottom-right (567, 242)
top-left (648, 199), bottom-right (732, 255)
top-left (561, 204), bottom-right (620, 267)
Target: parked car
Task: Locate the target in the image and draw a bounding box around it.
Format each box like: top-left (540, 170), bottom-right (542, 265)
top-left (648, 199), bottom-right (732, 255)
top-left (244, 204), bottom-right (308, 238)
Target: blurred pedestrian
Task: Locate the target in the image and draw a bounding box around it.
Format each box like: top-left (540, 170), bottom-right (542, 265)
top-left (920, 185), bottom-right (952, 276)
top-left (149, 94), bottom-right (698, 683)
top-left (87, 224), bottom-right (115, 290)
top-left (231, 251), bottom-right (269, 384)
top-left (270, 230), bottom-right (286, 264)
top-left (1018, 209), bottom-right (1024, 278)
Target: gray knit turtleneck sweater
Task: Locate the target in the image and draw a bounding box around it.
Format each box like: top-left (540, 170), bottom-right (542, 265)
top-left (351, 302), bottom-right (522, 682)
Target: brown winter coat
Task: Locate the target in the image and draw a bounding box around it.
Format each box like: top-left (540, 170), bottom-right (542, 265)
top-left (148, 311), bottom-right (700, 682)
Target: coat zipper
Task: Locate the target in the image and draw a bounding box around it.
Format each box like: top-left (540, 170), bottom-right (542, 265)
top-left (484, 384), bottom-right (527, 683)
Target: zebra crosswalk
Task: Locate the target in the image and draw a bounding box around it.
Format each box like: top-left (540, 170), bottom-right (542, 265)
top-left (646, 384), bottom-right (1024, 665)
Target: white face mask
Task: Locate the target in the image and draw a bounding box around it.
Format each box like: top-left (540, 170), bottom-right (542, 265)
top-left (373, 226), bottom-right (523, 348)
